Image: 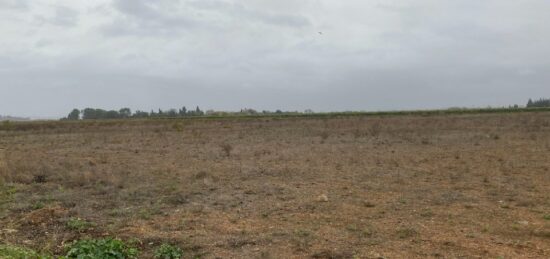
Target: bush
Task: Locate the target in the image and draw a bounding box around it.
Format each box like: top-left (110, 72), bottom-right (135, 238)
top-left (154, 244), bottom-right (183, 259)
top-left (62, 238), bottom-right (138, 259)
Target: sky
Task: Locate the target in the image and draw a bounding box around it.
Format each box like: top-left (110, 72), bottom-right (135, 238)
top-left (1, 0), bottom-right (549, 118)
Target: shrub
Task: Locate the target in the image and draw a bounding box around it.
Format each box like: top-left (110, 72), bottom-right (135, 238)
top-left (154, 244), bottom-right (183, 259)
top-left (62, 238), bottom-right (138, 259)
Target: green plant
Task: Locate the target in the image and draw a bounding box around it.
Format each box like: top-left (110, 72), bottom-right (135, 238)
top-left (544, 214), bottom-right (550, 220)
top-left (0, 244), bottom-right (52, 259)
top-left (154, 244), bottom-right (183, 259)
top-left (31, 201), bottom-right (45, 210)
top-left (66, 217), bottom-right (94, 232)
top-left (172, 122), bottom-right (184, 132)
top-left (62, 238), bottom-right (138, 259)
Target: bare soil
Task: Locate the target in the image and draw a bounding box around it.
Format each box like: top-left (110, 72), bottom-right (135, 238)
top-left (0, 112), bottom-right (549, 258)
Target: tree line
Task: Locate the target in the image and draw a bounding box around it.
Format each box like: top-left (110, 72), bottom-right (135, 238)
top-left (64, 98), bottom-right (550, 120)
top-left (527, 98), bottom-right (550, 108)
top-left (65, 107), bottom-right (294, 120)
top-left (66, 106), bottom-right (205, 120)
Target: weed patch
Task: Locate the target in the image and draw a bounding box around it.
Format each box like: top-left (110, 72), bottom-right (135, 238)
top-left (0, 244), bottom-right (51, 259)
top-left (154, 244), bottom-right (183, 259)
top-left (62, 238), bottom-right (138, 259)
top-left (66, 217), bottom-right (95, 232)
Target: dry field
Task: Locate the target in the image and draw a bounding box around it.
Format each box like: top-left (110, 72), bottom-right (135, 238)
top-left (0, 112), bottom-right (549, 258)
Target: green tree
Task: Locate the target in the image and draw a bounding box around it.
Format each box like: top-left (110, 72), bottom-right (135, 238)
top-left (67, 109), bottom-right (80, 120)
top-left (179, 106), bottom-right (187, 116)
top-left (119, 108), bottom-right (132, 118)
top-left (195, 106), bottom-right (204, 116)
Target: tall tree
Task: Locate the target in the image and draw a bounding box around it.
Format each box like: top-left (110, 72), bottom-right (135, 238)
top-left (119, 108), bottom-right (131, 118)
top-left (195, 106), bottom-right (203, 116)
top-left (179, 106), bottom-right (187, 116)
top-left (67, 109), bottom-right (80, 120)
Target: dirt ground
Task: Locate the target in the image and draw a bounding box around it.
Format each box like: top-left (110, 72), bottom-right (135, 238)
top-left (0, 112), bottom-right (549, 258)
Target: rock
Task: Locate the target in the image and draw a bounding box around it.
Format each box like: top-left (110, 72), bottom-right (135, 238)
top-left (517, 220), bottom-right (529, 226)
top-left (317, 194), bottom-right (329, 202)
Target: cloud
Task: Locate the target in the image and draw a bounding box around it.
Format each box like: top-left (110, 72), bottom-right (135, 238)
top-left (0, 0), bottom-right (28, 10)
top-left (188, 0), bottom-right (311, 27)
top-left (0, 0), bottom-right (549, 117)
top-left (33, 5), bottom-right (79, 26)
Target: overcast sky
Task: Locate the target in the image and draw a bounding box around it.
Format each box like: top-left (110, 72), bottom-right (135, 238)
top-left (1, 0), bottom-right (549, 118)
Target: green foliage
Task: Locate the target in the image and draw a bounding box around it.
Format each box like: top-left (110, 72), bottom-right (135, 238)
top-left (66, 105), bottom-right (550, 122)
top-left (62, 238), bottom-right (138, 259)
top-left (0, 185), bottom-right (17, 205)
top-left (154, 244), bottom-right (183, 259)
top-left (2, 120), bottom-right (12, 130)
top-left (79, 106), bottom-right (204, 120)
top-left (67, 109), bottom-right (80, 120)
top-left (66, 217), bottom-right (94, 232)
top-left (544, 214), bottom-right (550, 220)
top-left (527, 98), bottom-right (550, 108)
top-left (0, 244), bottom-right (52, 259)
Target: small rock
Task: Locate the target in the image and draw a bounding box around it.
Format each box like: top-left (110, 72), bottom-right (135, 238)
top-left (517, 220), bottom-right (529, 226)
top-left (317, 194), bottom-right (329, 202)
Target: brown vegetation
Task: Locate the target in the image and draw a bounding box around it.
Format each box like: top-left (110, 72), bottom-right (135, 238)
top-left (0, 112), bottom-right (549, 258)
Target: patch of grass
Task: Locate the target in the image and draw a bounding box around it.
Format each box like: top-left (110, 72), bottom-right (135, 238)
top-left (172, 122), bottom-right (184, 132)
top-left (0, 244), bottom-right (52, 259)
top-left (62, 238), bottom-right (138, 259)
top-left (396, 227), bottom-right (418, 239)
top-left (420, 210), bottom-right (434, 218)
top-left (154, 244), bottom-right (183, 259)
top-left (346, 223), bottom-right (375, 239)
top-left (345, 224), bottom-right (360, 233)
top-left (0, 185), bottom-right (17, 203)
top-left (66, 217), bottom-right (94, 232)
top-left (291, 229), bottom-right (314, 252)
top-left (543, 214), bottom-right (550, 221)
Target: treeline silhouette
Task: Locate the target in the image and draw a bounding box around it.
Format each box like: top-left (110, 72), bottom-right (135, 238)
top-left (64, 98), bottom-right (550, 120)
top-left (527, 98), bottom-right (550, 108)
top-left (65, 107), bottom-right (293, 120)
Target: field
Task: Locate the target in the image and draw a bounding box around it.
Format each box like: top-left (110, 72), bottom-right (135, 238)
top-left (0, 112), bottom-right (549, 258)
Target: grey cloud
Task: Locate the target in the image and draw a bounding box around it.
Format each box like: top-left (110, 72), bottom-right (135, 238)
top-left (102, 0), bottom-right (200, 36)
top-left (104, 0), bottom-right (310, 38)
top-left (189, 0), bottom-right (311, 27)
top-left (0, 0), bottom-right (28, 10)
top-left (0, 0), bottom-right (549, 118)
top-left (51, 6), bottom-right (79, 26)
top-left (32, 5), bottom-right (79, 27)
